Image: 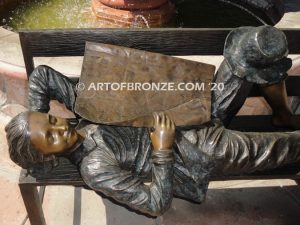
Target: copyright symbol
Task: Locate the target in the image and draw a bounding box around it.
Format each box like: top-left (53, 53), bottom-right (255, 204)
top-left (76, 82), bottom-right (85, 92)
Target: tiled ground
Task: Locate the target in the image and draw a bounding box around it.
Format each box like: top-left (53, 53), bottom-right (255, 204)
top-left (1, 1), bottom-right (300, 224)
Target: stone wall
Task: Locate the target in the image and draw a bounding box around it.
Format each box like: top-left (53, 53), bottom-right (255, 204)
top-left (0, 72), bottom-right (28, 108)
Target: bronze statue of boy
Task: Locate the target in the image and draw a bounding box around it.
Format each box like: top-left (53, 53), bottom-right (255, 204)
top-left (5, 25), bottom-right (300, 216)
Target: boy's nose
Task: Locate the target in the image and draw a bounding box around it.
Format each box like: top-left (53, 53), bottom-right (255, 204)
top-left (53, 125), bottom-right (68, 132)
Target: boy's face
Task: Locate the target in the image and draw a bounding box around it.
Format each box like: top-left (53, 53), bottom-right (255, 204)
top-left (28, 112), bottom-right (79, 155)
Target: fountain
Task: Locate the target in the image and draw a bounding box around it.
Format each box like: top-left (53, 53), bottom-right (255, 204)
top-left (0, 0), bottom-right (285, 30)
top-left (92, 0), bottom-right (175, 27)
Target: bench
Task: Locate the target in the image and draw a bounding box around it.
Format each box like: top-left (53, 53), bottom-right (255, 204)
top-left (18, 28), bottom-right (300, 225)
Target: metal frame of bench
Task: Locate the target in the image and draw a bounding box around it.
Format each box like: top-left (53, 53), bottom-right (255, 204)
top-left (18, 28), bottom-right (300, 225)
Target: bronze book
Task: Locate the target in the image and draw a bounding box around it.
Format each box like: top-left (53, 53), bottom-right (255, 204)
top-left (75, 42), bottom-right (215, 127)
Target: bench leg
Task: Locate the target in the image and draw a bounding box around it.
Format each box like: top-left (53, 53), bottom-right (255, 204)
top-left (19, 184), bottom-right (46, 225)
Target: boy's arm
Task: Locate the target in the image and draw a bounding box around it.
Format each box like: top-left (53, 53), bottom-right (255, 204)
top-left (28, 65), bottom-right (77, 113)
top-left (81, 145), bottom-right (174, 216)
top-left (81, 113), bottom-right (176, 216)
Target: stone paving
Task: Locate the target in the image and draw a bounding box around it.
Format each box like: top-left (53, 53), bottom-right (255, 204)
top-left (1, 1), bottom-right (300, 224)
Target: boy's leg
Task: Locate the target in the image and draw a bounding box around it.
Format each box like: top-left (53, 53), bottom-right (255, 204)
top-left (201, 125), bottom-right (300, 175)
top-left (211, 60), bottom-right (253, 126)
top-left (260, 81), bottom-right (300, 129)
top-left (212, 60), bottom-right (300, 129)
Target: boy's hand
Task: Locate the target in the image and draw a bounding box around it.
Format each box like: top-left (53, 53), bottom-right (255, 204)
top-left (150, 112), bottom-right (175, 151)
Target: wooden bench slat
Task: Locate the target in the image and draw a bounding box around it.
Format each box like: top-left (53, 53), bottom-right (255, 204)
top-left (248, 76), bottom-right (300, 97)
top-left (228, 115), bottom-right (300, 132)
top-left (228, 115), bottom-right (282, 132)
top-left (18, 28), bottom-right (300, 58)
top-left (19, 28), bottom-right (231, 58)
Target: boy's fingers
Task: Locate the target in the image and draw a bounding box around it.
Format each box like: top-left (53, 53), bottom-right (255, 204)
top-left (171, 119), bottom-right (175, 130)
top-left (153, 112), bottom-right (159, 126)
top-left (160, 112), bottom-right (166, 127)
top-left (166, 114), bottom-right (171, 129)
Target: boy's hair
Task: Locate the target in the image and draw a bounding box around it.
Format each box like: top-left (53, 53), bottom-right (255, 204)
top-left (5, 111), bottom-right (53, 170)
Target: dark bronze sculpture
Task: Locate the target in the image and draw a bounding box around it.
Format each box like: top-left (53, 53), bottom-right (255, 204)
top-left (5, 25), bottom-right (300, 216)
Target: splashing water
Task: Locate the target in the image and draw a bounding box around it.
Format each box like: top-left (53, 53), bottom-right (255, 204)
top-left (131, 15), bottom-right (150, 28)
top-left (6, 0), bottom-right (118, 30)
